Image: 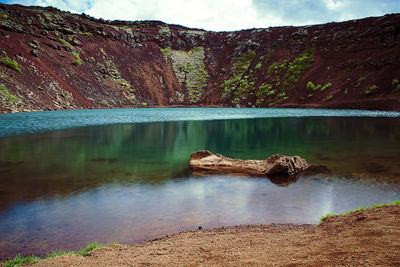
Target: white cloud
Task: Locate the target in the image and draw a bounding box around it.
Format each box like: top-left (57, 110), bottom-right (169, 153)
top-left (82, 0), bottom-right (279, 31)
top-left (325, 0), bottom-right (344, 10)
top-left (2, 0), bottom-right (400, 31)
top-left (11, 0), bottom-right (92, 13)
top-left (84, 0), bottom-right (138, 21)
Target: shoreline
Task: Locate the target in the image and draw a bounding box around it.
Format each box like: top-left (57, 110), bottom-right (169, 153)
top-left (2, 100), bottom-right (400, 114)
top-left (3, 202), bottom-right (398, 266)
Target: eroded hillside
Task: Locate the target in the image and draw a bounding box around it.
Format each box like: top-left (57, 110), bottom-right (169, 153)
top-left (0, 4), bottom-right (399, 112)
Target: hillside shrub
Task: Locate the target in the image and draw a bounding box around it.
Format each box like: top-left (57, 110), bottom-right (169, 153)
top-left (0, 84), bottom-right (19, 103)
top-left (320, 82), bottom-right (332, 91)
top-left (1, 56), bottom-right (21, 72)
top-left (72, 59), bottom-right (83, 66)
top-left (364, 84), bottom-right (378, 95)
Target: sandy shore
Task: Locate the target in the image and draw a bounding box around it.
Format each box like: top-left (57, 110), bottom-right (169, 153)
top-left (29, 205), bottom-right (400, 266)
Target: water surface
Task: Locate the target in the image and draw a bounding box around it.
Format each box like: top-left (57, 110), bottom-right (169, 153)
top-left (0, 108), bottom-right (399, 259)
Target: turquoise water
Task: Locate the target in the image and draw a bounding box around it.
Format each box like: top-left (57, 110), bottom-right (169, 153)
top-left (0, 108), bottom-right (400, 259)
top-left (1, 107), bottom-right (400, 137)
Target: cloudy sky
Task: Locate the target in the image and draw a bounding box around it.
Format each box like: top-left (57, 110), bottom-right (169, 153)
top-left (1, 0), bottom-right (399, 31)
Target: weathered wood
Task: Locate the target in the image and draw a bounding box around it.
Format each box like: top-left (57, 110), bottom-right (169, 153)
top-left (189, 150), bottom-right (310, 177)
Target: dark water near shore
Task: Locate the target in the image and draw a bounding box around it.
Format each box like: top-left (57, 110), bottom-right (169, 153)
top-left (0, 108), bottom-right (400, 259)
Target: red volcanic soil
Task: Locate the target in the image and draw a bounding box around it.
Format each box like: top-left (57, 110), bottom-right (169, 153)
top-left (0, 4), bottom-right (399, 113)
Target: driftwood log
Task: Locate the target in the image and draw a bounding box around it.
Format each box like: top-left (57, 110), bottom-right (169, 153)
top-left (189, 150), bottom-right (310, 177)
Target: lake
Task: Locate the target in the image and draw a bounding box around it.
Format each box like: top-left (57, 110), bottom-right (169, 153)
top-left (0, 108), bottom-right (400, 259)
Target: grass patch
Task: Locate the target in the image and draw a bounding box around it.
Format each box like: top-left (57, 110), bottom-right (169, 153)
top-left (320, 82), bottom-right (332, 91)
top-left (0, 84), bottom-right (19, 103)
top-left (364, 84), bottom-right (378, 95)
top-left (3, 242), bottom-right (107, 267)
top-left (306, 81), bottom-right (321, 91)
top-left (282, 47), bottom-right (315, 91)
top-left (160, 47), bottom-right (172, 55)
top-left (59, 38), bottom-right (73, 49)
top-left (45, 251), bottom-right (75, 259)
top-left (79, 31), bottom-right (93, 37)
top-left (71, 52), bottom-right (83, 66)
top-left (72, 51), bottom-right (80, 60)
top-left (220, 50), bottom-right (256, 101)
top-left (1, 57), bottom-right (21, 72)
top-left (3, 255), bottom-right (40, 267)
top-left (72, 59), bottom-right (83, 66)
top-left (392, 78), bottom-right (400, 91)
top-left (77, 242), bottom-right (106, 256)
top-left (319, 200), bottom-right (400, 224)
top-left (266, 60), bottom-right (287, 76)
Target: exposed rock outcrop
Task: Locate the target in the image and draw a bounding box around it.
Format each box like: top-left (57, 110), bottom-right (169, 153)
top-left (0, 4), bottom-right (400, 113)
top-left (189, 150), bottom-right (309, 177)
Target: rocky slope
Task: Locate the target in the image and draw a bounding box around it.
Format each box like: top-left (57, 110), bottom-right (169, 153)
top-left (0, 4), bottom-right (399, 113)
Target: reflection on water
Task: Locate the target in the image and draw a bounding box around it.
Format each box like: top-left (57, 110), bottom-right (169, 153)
top-left (0, 115), bottom-right (400, 258)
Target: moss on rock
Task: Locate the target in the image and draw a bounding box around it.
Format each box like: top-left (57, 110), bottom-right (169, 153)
top-left (166, 47), bottom-right (209, 103)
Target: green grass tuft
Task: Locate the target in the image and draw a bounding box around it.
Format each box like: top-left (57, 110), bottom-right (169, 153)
top-left (1, 57), bottom-right (21, 72)
top-left (3, 242), bottom-right (109, 266)
top-left (3, 254), bottom-right (40, 267)
top-left (0, 84), bottom-right (19, 103)
top-left (364, 84), bottom-right (378, 95)
top-left (77, 242), bottom-right (105, 256)
top-left (160, 47), bottom-right (172, 55)
top-left (45, 251), bottom-right (75, 259)
top-left (319, 200), bottom-right (400, 224)
top-left (72, 59), bottom-right (83, 66)
top-left (71, 51), bottom-right (80, 60)
top-left (59, 38), bottom-right (73, 49)
top-left (282, 47), bottom-right (315, 91)
top-left (320, 82), bottom-right (332, 91)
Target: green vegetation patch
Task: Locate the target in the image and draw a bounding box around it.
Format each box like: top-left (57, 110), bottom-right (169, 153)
top-left (255, 83), bottom-right (275, 105)
top-left (266, 60), bottom-right (288, 76)
top-left (3, 242), bottom-right (109, 267)
top-left (220, 51), bottom-right (257, 101)
top-left (72, 59), bottom-right (83, 66)
top-left (306, 81), bottom-right (320, 91)
top-left (231, 51), bottom-right (256, 77)
top-left (282, 47), bottom-right (315, 91)
top-left (79, 31), bottom-right (93, 37)
top-left (320, 82), bottom-right (332, 91)
top-left (306, 81), bottom-right (332, 92)
top-left (220, 47), bottom-right (315, 106)
top-left (71, 52), bottom-right (83, 66)
top-left (160, 46), bottom-right (172, 55)
top-left (254, 48), bottom-right (315, 106)
top-left (1, 57), bottom-right (21, 72)
top-left (59, 38), bottom-right (73, 49)
top-left (364, 84), bottom-right (378, 95)
top-left (167, 47), bottom-right (209, 103)
top-left (392, 78), bottom-right (400, 91)
top-left (3, 254), bottom-right (40, 267)
top-left (0, 84), bottom-right (19, 103)
top-left (77, 242), bottom-right (106, 256)
top-left (319, 200), bottom-right (400, 224)
top-left (72, 51), bottom-right (80, 60)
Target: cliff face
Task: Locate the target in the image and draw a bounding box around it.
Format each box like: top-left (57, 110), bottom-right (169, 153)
top-left (0, 4), bottom-right (399, 113)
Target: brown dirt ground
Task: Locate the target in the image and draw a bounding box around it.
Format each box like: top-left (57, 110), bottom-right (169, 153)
top-left (29, 205), bottom-right (400, 266)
